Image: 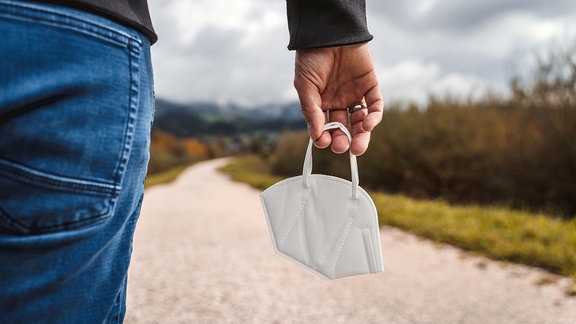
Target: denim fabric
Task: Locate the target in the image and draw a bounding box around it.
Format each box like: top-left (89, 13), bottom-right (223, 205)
top-left (0, 1), bottom-right (154, 322)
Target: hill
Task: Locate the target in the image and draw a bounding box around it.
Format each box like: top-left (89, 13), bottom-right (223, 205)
top-left (152, 98), bottom-right (306, 138)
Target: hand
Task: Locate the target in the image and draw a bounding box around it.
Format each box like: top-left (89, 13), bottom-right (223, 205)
top-left (294, 43), bottom-right (383, 156)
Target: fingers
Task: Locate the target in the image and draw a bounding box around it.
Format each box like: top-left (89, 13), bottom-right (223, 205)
top-left (328, 109), bottom-right (350, 154)
top-left (350, 131), bottom-right (371, 156)
top-left (347, 86), bottom-right (383, 155)
top-left (362, 84), bottom-right (384, 133)
top-left (349, 105), bottom-right (370, 155)
top-left (308, 109), bottom-right (330, 149)
top-left (323, 90), bottom-right (383, 156)
top-left (295, 81), bottom-right (331, 148)
top-left (294, 44), bottom-right (384, 156)
top-left (299, 89), bottom-right (383, 156)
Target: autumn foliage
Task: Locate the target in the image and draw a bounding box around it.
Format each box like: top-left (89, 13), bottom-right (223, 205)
top-left (148, 130), bottom-right (208, 174)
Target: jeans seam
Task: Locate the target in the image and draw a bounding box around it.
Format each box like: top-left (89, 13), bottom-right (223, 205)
top-left (0, 0), bottom-right (142, 47)
top-left (111, 39), bottom-right (142, 188)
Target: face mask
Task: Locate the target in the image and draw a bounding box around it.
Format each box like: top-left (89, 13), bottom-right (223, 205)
top-left (260, 122), bottom-right (384, 280)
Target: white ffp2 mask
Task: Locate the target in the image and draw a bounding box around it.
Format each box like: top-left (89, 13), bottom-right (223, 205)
top-left (260, 122), bottom-right (384, 279)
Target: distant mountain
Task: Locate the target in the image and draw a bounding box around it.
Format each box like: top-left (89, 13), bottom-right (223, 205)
top-left (152, 98), bottom-right (306, 138)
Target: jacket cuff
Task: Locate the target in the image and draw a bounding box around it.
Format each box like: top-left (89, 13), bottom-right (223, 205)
top-left (286, 0), bottom-right (373, 50)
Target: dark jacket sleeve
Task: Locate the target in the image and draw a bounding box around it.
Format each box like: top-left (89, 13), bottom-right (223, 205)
top-left (286, 0), bottom-right (373, 50)
top-left (35, 0), bottom-right (157, 44)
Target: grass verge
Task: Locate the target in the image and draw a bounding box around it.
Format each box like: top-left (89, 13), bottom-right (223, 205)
top-left (373, 194), bottom-right (576, 279)
top-left (218, 155), bottom-right (283, 190)
top-left (220, 155), bottom-right (576, 283)
top-left (145, 164), bottom-right (192, 188)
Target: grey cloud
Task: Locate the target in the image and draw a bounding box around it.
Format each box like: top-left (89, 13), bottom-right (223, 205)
top-left (149, 2), bottom-right (293, 104)
top-left (369, 0), bottom-right (576, 33)
top-left (367, 0), bottom-right (576, 102)
top-left (147, 0), bottom-right (575, 105)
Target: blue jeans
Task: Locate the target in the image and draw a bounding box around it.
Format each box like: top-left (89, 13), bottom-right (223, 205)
top-left (0, 1), bottom-right (154, 322)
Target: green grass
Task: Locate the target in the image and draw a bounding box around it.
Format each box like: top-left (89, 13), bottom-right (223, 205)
top-left (374, 194), bottom-right (576, 278)
top-left (220, 155), bottom-right (576, 282)
top-left (218, 155), bottom-right (283, 190)
top-left (145, 164), bottom-right (192, 188)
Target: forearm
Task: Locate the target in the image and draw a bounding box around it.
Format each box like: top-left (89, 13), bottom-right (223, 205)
top-left (286, 0), bottom-right (373, 50)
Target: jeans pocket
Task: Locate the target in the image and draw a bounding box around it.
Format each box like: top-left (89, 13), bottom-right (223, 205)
top-left (0, 160), bottom-right (121, 234)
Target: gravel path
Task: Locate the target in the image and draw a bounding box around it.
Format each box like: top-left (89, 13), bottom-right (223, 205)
top-left (126, 158), bottom-right (576, 323)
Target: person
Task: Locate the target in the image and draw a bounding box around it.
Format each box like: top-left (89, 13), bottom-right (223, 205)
top-left (0, 0), bottom-right (383, 322)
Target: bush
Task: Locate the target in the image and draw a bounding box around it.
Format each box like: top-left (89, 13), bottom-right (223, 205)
top-left (270, 97), bottom-right (576, 217)
top-left (148, 130), bottom-right (208, 174)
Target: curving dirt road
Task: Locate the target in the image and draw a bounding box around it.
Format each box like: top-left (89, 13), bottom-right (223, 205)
top-left (126, 158), bottom-right (576, 323)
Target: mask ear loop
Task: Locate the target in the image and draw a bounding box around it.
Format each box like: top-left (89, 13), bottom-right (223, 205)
top-left (302, 122), bottom-right (359, 200)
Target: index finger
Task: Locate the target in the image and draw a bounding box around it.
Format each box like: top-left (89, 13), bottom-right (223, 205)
top-left (294, 81), bottom-right (331, 148)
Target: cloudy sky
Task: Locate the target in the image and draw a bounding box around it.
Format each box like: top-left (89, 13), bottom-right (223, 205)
top-left (148, 0), bottom-right (576, 106)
